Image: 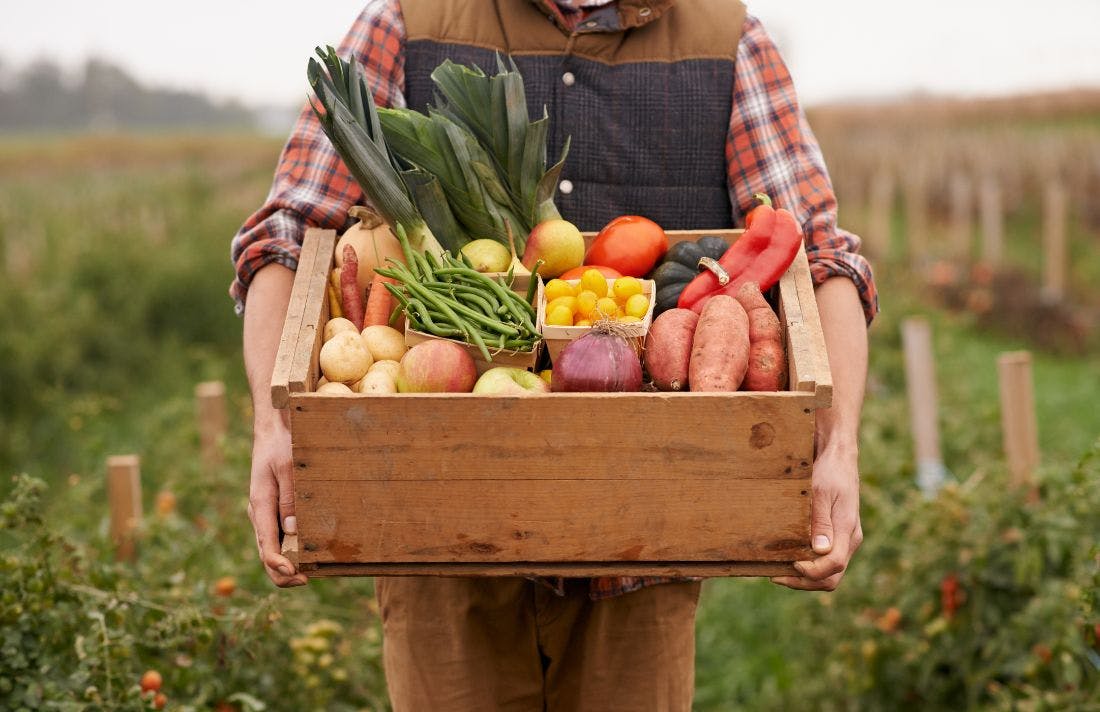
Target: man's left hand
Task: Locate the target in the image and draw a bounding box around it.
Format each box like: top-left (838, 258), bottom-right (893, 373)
top-left (770, 445), bottom-right (862, 591)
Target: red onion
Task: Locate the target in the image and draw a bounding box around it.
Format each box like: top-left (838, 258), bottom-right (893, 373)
top-left (551, 323), bottom-right (643, 392)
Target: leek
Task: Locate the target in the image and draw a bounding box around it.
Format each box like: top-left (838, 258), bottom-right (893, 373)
top-left (306, 46), bottom-right (447, 255)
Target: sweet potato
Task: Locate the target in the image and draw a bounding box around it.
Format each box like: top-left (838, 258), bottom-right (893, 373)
top-left (341, 244), bottom-right (365, 330)
top-left (734, 282), bottom-right (786, 391)
top-left (689, 295), bottom-right (749, 392)
top-left (644, 308), bottom-right (699, 391)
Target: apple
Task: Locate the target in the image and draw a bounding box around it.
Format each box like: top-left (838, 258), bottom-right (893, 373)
top-left (522, 219), bottom-right (585, 278)
top-left (397, 340), bottom-right (478, 393)
top-left (461, 239), bottom-right (512, 273)
top-left (473, 367), bottom-right (551, 395)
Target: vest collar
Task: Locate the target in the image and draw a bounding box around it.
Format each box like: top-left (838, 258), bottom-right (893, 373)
top-left (529, 0), bottom-right (674, 33)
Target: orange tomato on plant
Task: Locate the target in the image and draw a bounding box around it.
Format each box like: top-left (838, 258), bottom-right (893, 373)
top-left (584, 216), bottom-right (668, 277)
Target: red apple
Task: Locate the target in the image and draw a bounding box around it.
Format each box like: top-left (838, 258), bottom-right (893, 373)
top-left (522, 219), bottom-right (585, 278)
top-left (397, 340), bottom-right (478, 393)
top-left (473, 367), bottom-right (550, 395)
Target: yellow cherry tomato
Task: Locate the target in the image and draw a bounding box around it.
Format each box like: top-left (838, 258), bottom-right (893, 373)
top-left (594, 297), bottom-right (619, 320)
top-left (612, 276), bottom-right (644, 303)
top-left (624, 293), bottom-right (650, 319)
top-left (539, 369), bottom-right (553, 384)
top-left (617, 315), bottom-right (642, 323)
top-left (580, 269), bottom-right (608, 298)
top-left (546, 304), bottom-right (573, 326)
top-left (573, 318), bottom-right (593, 327)
top-left (543, 279), bottom-right (576, 302)
top-left (546, 295), bottom-right (578, 315)
top-left (576, 290), bottom-right (599, 318)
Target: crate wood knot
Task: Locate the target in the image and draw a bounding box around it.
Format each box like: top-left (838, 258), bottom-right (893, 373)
top-left (749, 422), bottom-right (776, 449)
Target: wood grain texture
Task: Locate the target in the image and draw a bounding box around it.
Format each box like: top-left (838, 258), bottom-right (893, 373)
top-left (790, 245), bottom-right (833, 407)
top-left (289, 391), bottom-right (815, 481)
top-left (298, 561), bottom-right (798, 578)
top-left (294, 478), bottom-right (812, 564)
top-left (287, 228), bottom-right (336, 398)
top-left (271, 230), bottom-right (322, 409)
top-left (107, 455), bottom-right (142, 562)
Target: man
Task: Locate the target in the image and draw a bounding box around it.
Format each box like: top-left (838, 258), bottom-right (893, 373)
top-left (233, 0), bottom-right (877, 709)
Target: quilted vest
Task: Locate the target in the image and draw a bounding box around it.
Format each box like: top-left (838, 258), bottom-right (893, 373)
top-left (399, 0), bottom-right (746, 231)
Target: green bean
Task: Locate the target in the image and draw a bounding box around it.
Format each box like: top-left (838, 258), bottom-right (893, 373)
top-left (406, 299), bottom-right (463, 337)
top-left (525, 260), bottom-right (543, 304)
top-left (406, 281), bottom-right (521, 336)
top-left (433, 266), bottom-right (532, 323)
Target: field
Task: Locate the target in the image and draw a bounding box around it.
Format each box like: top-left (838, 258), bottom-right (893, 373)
top-left (1, 97), bottom-right (1098, 710)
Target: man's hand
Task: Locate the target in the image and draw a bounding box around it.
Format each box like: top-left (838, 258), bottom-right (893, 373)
top-left (243, 264), bottom-right (307, 589)
top-left (771, 445), bottom-right (862, 591)
top-left (248, 416), bottom-right (308, 587)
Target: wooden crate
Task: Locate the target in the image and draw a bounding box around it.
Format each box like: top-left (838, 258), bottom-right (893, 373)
top-left (272, 228), bottom-right (832, 578)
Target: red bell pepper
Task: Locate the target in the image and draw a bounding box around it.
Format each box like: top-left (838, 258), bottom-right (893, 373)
top-left (677, 195), bottom-right (803, 313)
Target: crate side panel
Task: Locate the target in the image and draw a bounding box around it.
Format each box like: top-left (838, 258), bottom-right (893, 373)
top-left (289, 392), bottom-right (816, 481)
top-left (294, 477), bottom-right (811, 564)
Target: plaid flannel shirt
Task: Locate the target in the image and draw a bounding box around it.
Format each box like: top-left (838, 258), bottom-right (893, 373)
top-left (231, 0), bottom-right (879, 600)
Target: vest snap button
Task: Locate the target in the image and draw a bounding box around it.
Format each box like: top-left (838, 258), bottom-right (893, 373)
top-left (559, 179), bottom-right (574, 195)
top-left (562, 72), bottom-right (576, 87)
top-left (638, 7), bottom-right (652, 17)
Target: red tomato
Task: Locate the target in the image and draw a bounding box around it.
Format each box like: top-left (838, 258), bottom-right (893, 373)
top-left (558, 264), bottom-right (622, 281)
top-left (584, 216), bottom-right (668, 278)
top-left (140, 670), bottom-right (163, 694)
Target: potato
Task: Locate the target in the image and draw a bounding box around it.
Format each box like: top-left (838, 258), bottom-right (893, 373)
top-left (689, 295), bottom-right (749, 392)
top-left (316, 381), bottom-right (354, 395)
top-left (319, 330), bottom-right (373, 383)
top-left (644, 308), bottom-right (698, 391)
top-left (360, 324), bottom-right (408, 362)
top-left (355, 369), bottom-right (397, 394)
top-left (324, 317), bottom-right (358, 342)
top-left (369, 359), bottom-right (401, 381)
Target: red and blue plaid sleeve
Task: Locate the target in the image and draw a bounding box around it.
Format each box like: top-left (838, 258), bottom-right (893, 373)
top-left (727, 15), bottom-right (879, 325)
top-left (229, 0), bottom-right (406, 314)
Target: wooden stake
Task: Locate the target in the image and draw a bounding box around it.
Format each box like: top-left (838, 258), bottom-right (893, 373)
top-left (196, 381), bottom-right (227, 468)
top-left (948, 172), bottom-right (973, 260)
top-left (107, 455), bottom-right (142, 562)
top-left (979, 178), bottom-right (1004, 266)
top-left (1041, 182), bottom-right (1068, 302)
top-left (997, 352), bottom-right (1040, 491)
top-left (903, 168), bottom-right (929, 268)
top-left (901, 318), bottom-right (946, 495)
top-left (867, 169), bottom-right (894, 260)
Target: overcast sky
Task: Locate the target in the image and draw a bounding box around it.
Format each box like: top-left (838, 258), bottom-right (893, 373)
top-left (2, 0), bottom-right (1099, 108)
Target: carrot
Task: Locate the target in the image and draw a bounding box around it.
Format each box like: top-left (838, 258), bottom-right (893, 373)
top-left (734, 282), bottom-right (786, 391)
top-left (341, 244), bottom-right (365, 330)
top-left (363, 273), bottom-right (398, 328)
top-left (327, 281), bottom-right (343, 319)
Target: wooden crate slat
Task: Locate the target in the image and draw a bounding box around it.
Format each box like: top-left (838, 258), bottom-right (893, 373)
top-left (294, 477), bottom-right (812, 564)
top-left (287, 228), bottom-right (336, 397)
top-left (791, 245), bottom-right (834, 407)
top-left (290, 392), bottom-right (815, 481)
top-left (271, 229), bottom-right (324, 409)
top-left (297, 561), bottom-right (798, 578)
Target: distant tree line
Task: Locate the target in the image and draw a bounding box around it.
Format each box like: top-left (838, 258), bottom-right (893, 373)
top-left (0, 57), bottom-right (256, 132)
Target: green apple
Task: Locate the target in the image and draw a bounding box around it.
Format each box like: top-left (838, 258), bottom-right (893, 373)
top-left (460, 239), bottom-right (512, 273)
top-left (472, 367), bottom-right (550, 395)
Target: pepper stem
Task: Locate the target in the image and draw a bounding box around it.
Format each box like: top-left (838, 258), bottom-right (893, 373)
top-left (752, 192), bottom-right (773, 208)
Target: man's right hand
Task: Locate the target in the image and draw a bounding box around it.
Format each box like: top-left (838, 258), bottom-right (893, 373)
top-left (248, 416), bottom-right (308, 587)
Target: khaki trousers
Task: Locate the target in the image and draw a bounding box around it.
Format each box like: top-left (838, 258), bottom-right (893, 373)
top-left (375, 577), bottom-right (702, 712)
